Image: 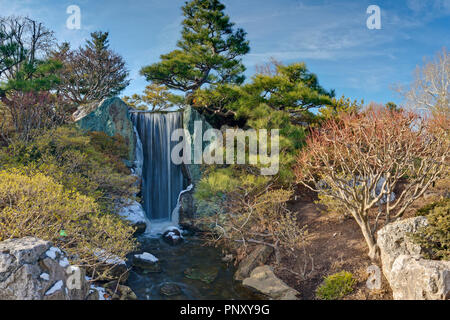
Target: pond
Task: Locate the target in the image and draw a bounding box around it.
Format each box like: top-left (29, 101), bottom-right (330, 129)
top-left (126, 234), bottom-right (258, 300)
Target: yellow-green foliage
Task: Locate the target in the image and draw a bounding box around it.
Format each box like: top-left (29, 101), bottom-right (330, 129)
top-left (0, 126), bottom-right (138, 211)
top-left (318, 96), bottom-right (361, 121)
top-left (88, 131), bottom-right (130, 173)
top-left (0, 170), bottom-right (136, 279)
top-left (0, 126), bottom-right (139, 280)
top-left (413, 198), bottom-right (450, 260)
top-left (316, 271), bottom-right (357, 300)
top-left (195, 167), bottom-right (269, 201)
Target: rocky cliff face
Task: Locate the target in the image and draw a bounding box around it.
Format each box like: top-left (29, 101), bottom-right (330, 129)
top-left (179, 106), bottom-right (215, 224)
top-left (182, 106), bottom-right (214, 185)
top-left (377, 217), bottom-right (450, 300)
top-left (74, 97), bottom-right (136, 166)
top-left (0, 237), bottom-right (90, 300)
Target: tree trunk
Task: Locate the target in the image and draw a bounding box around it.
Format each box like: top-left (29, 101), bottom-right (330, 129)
top-left (358, 219), bottom-right (380, 261)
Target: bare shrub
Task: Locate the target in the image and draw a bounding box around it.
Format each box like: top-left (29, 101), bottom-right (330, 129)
top-left (295, 107), bottom-right (449, 260)
top-left (199, 185), bottom-right (307, 263)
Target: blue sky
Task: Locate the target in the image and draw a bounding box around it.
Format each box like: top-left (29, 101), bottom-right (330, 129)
top-left (1, 0), bottom-right (449, 105)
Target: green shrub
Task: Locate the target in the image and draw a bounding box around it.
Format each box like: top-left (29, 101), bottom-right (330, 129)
top-left (316, 271), bottom-right (357, 300)
top-left (413, 198), bottom-right (450, 260)
top-left (0, 170), bottom-right (137, 280)
top-left (195, 167), bottom-right (269, 201)
top-left (0, 126), bottom-right (138, 211)
top-left (0, 126), bottom-right (139, 280)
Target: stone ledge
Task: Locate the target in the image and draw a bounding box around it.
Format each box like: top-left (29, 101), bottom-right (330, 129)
top-left (377, 217), bottom-right (450, 300)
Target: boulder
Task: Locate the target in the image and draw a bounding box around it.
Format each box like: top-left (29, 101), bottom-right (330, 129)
top-left (104, 281), bottom-right (137, 300)
top-left (182, 106), bottom-right (214, 186)
top-left (133, 252), bottom-right (161, 273)
top-left (75, 97), bottom-right (136, 166)
top-left (118, 199), bottom-right (149, 235)
top-left (377, 216), bottom-right (428, 281)
top-left (389, 255), bottom-right (450, 300)
top-left (160, 282), bottom-right (182, 297)
top-left (234, 245), bottom-right (274, 281)
top-left (377, 217), bottom-right (450, 300)
top-left (242, 265), bottom-right (299, 300)
top-left (179, 187), bottom-right (195, 223)
top-left (162, 227), bottom-right (184, 246)
top-left (0, 237), bottom-right (90, 300)
top-left (184, 266), bottom-right (219, 284)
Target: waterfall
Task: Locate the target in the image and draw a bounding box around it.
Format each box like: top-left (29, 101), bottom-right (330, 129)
top-left (131, 112), bottom-right (184, 223)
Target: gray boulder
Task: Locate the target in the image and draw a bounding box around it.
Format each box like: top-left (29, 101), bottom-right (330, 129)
top-left (118, 199), bottom-right (149, 235)
top-left (234, 245), bottom-right (274, 281)
top-left (75, 97), bottom-right (136, 166)
top-left (389, 255), bottom-right (450, 300)
top-left (132, 252), bottom-right (161, 273)
top-left (0, 237), bottom-right (90, 300)
top-left (182, 106), bottom-right (214, 186)
top-left (377, 217), bottom-right (450, 300)
top-left (242, 265), bottom-right (299, 300)
top-left (104, 281), bottom-right (137, 300)
top-left (377, 216), bottom-right (428, 279)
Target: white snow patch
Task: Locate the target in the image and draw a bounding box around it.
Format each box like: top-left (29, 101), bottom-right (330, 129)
top-left (59, 257), bottom-right (70, 268)
top-left (45, 280), bottom-right (63, 296)
top-left (118, 200), bottom-right (151, 231)
top-left (164, 226), bottom-right (183, 234)
top-left (45, 247), bottom-right (62, 259)
top-left (40, 273), bottom-right (50, 281)
top-left (90, 284), bottom-right (109, 301)
top-left (134, 252), bottom-right (158, 263)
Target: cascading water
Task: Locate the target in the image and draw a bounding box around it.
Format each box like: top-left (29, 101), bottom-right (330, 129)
top-left (127, 110), bottom-right (256, 300)
top-left (131, 112), bottom-right (184, 225)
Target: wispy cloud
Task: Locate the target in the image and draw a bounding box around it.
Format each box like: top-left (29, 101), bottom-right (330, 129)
top-left (1, 0), bottom-right (448, 103)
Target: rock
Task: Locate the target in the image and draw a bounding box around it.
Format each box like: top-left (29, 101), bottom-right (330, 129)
top-left (163, 227), bottom-right (184, 246)
top-left (104, 281), bottom-right (137, 300)
top-left (234, 245), bottom-right (274, 281)
top-left (184, 266), bottom-right (219, 284)
top-left (160, 283), bottom-right (182, 297)
top-left (0, 237), bottom-right (90, 300)
top-left (86, 289), bottom-right (100, 301)
top-left (377, 217), bottom-right (428, 283)
top-left (389, 255), bottom-right (450, 300)
top-left (133, 252), bottom-right (161, 273)
top-left (179, 186), bottom-right (195, 223)
top-left (242, 265), bottom-right (299, 300)
top-left (134, 222), bottom-right (147, 235)
top-left (75, 97), bottom-right (136, 166)
top-left (183, 106), bottom-right (214, 186)
top-left (118, 199), bottom-right (149, 235)
top-left (377, 217), bottom-right (450, 300)
top-left (222, 254), bottom-right (234, 263)
top-left (89, 283), bottom-right (110, 300)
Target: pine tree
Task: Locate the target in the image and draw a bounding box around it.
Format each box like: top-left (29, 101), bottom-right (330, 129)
top-left (140, 0), bottom-right (250, 99)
